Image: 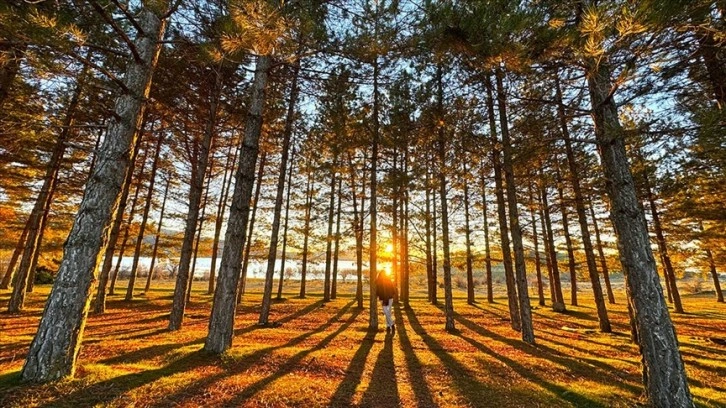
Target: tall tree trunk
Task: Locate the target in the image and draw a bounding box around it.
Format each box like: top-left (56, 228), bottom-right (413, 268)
top-left (8, 66), bottom-right (86, 311)
top-left (641, 168), bottom-right (684, 313)
top-left (480, 171), bottom-right (494, 304)
top-left (259, 59), bottom-right (300, 324)
top-left (539, 173), bottom-right (566, 311)
top-left (205, 55), bottom-right (271, 353)
top-left (392, 151), bottom-right (399, 304)
top-left (538, 184), bottom-right (556, 305)
top-left (209, 143), bottom-right (239, 294)
top-left (93, 119), bottom-right (146, 314)
top-left (25, 174), bottom-right (58, 293)
top-left (109, 155), bottom-right (147, 296)
top-left (347, 151), bottom-right (365, 309)
top-left (555, 75), bottom-right (610, 332)
top-left (323, 168), bottom-right (337, 303)
top-left (332, 177), bottom-right (342, 299)
top-left (401, 144), bottom-right (410, 307)
top-left (21, 7), bottom-right (168, 382)
top-left (187, 163), bottom-right (213, 303)
top-left (368, 52), bottom-right (380, 332)
top-left (126, 130), bottom-right (164, 301)
top-left (299, 167), bottom-right (312, 299)
top-left (495, 69), bottom-right (534, 343)
top-left (436, 64), bottom-right (455, 331)
top-left (586, 56), bottom-right (693, 406)
top-left (0, 222), bottom-right (29, 289)
top-left (425, 169), bottom-right (434, 304)
top-left (145, 176), bottom-right (171, 292)
top-left (277, 148), bottom-right (296, 300)
top-left (589, 200), bottom-right (615, 304)
top-left (485, 74), bottom-right (520, 330)
top-left (238, 152), bottom-right (267, 303)
top-left (463, 160), bottom-right (475, 305)
top-left (169, 94), bottom-right (218, 330)
top-left (431, 165), bottom-right (438, 305)
top-left (555, 163), bottom-right (578, 306)
top-left (528, 184), bottom-right (545, 306)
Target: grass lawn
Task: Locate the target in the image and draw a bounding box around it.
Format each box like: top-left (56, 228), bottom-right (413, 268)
top-left (1, 280), bottom-right (724, 407)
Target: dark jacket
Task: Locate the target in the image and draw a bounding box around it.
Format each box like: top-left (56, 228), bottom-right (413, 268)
top-left (376, 273), bottom-right (396, 303)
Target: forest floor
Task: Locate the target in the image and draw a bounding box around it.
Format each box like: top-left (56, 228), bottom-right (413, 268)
top-left (0, 280), bottom-right (725, 407)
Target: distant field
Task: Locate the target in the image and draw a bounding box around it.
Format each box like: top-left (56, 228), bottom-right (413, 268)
top-left (1, 280), bottom-right (724, 407)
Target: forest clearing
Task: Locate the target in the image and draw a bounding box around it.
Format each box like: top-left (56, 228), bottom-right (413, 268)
top-left (1, 281), bottom-right (725, 407)
top-left (2, 0), bottom-right (725, 407)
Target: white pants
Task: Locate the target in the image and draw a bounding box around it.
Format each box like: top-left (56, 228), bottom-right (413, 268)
top-left (383, 298), bottom-right (394, 327)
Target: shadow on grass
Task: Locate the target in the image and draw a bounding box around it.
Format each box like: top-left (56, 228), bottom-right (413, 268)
top-left (100, 299), bottom-right (326, 367)
top-left (218, 304), bottom-right (362, 406)
top-left (329, 331), bottom-right (377, 406)
top-left (360, 332), bottom-right (401, 407)
top-left (38, 350), bottom-right (216, 408)
top-left (448, 307), bottom-right (642, 396)
top-left (148, 301), bottom-right (357, 407)
top-left (404, 308), bottom-right (509, 407)
top-left (393, 307), bottom-right (436, 407)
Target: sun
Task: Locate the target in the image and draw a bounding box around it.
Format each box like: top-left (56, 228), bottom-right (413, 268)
top-left (383, 243), bottom-right (393, 255)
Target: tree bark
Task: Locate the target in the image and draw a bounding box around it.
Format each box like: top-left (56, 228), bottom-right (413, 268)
top-left (494, 68), bottom-right (534, 343)
top-left (205, 55), bottom-right (271, 353)
top-left (555, 75), bottom-right (610, 332)
top-left (145, 176), bottom-right (170, 292)
top-left (21, 7), bottom-right (167, 382)
top-left (485, 73), bottom-right (520, 330)
top-left (586, 56), bottom-right (693, 406)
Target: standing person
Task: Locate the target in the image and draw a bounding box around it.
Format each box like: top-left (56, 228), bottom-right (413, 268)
top-left (376, 271), bottom-right (396, 334)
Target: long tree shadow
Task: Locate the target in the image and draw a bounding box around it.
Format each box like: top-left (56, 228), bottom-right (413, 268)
top-left (404, 308), bottom-right (522, 407)
top-left (456, 331), bottom-right (606, 407)
top-left (147, 301), bottom-right (357, 407)
top-left (216, 306), bottom-right (363, 407)
top-left (37, 350), bottom-right (216, 408)
top-left (448, 308), bottom-right (642, 395)
top-left (100, 299), bottom-right (326, 366)
top-left (329, 332), bottom-right (377, 406)
top-left (359, 333), bottom-right (401, 407)
top-left (393, 307), bottom-right (436, 408)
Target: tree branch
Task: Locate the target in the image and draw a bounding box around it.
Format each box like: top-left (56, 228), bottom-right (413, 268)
top-left (88, 0), bottom-right (143, 64)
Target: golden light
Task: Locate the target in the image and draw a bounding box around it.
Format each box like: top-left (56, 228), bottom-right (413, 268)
top-left (384, 243), bottom-right (393, 255)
